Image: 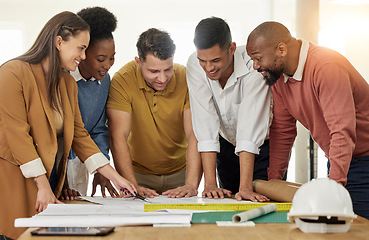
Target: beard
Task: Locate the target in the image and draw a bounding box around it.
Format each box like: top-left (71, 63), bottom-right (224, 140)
top-left (262, 69), bottom-right (283, 86)
top-left (260, 58), bottom-right (284, 86)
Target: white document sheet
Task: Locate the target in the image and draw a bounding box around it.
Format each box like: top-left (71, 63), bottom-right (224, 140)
top-left (79, 195), bottom-right (251, 206)
top-left (15, 203), bottom-right (192, 227)
top-left (37, 204), bottom-right (148, 216)
top-left (78, 195), bottom-right (252, 215)
top-left (15, 214), bottom-right (191, 227)
top-left (15, 196), bottom-right (251, 228)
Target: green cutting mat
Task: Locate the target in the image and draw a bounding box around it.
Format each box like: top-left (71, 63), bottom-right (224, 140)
top-left (191, 211), bottom-right (289, 224)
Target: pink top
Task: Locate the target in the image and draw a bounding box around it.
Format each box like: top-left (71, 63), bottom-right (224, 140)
top-left (269, 41), bottom-right (369, 185)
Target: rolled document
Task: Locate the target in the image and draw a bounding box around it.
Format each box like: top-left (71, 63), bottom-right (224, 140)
top-left (253, 180), bottom-right (301, 202)
top-left (232, 204), bottom-right (277, 223)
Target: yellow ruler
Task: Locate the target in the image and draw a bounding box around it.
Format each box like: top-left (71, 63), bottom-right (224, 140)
top-left (144, 202), bottom-right (292, 212)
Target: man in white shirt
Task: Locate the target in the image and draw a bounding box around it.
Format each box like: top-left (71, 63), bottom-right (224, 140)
top-left (186, 17), bottom-right (272, 201)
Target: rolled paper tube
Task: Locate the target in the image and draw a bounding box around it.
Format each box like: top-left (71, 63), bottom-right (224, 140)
top-left (232, 204), bottom-right (277, 223)
top-left (253, 179), bottom-right (300, 202)
top-left (269, 179), bottom-right (302, 187)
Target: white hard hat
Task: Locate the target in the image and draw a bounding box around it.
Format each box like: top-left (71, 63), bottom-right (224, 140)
top-left (288, 178), bottom-right (356, 233)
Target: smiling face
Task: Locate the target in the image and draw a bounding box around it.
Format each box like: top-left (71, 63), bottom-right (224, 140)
top-left (135, 53), bottom-right (174, 91)
top-left (246, 37), bottom-right (285, 86)
top-left (78, 38), bottom-right (115, 80)
top-left (56, 30), bottom-right (90, 72)
top-left (196, 43), bottom-right (235, 85)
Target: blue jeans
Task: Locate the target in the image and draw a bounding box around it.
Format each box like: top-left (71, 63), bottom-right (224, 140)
top-left (328, 156), bottom-right (369, 219)
top-left (216, 136), bottom-right (270, 194)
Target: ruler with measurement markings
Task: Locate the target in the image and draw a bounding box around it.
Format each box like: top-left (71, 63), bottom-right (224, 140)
top-left (144, 202), bottom-right (292, 212)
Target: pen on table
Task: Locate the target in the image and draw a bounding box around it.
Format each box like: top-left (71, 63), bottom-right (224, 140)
top-left (120, 188), bottom-right (151, 203)
top-left (133, 193), bottom-right (152, 203)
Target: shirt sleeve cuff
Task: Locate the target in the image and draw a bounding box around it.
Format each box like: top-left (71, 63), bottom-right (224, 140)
top-left (235, 141), bottom-right (259, 155)
top-left (84, 153), bottom-right (110, 174)
top-left (20, 158), bottom-right (47, 178)
top-left (198, 140), bottom-right (220, 152)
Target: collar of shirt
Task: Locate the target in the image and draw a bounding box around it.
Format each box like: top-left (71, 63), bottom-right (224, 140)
top-left (136, 64), bottom-right (177, 95)
top-left (70, 67), bottom-right (101, 84)
top-left (207, 47), bottom-right (254, 145)
top-left (212, 47), bottom-right (251, 90)
top-left (283, 39), bottom-right (309, 83)
top-left (232, 48), bottom-right (251, 81)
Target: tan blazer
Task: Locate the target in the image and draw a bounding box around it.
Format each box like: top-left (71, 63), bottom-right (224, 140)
top-left (0, 60), bottom-right (101, 239)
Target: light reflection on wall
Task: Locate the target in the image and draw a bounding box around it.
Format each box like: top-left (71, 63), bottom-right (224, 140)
top-left (0, 29), bottom-right (23, 65)
top-left (320, 0), bottom-right (369, 81)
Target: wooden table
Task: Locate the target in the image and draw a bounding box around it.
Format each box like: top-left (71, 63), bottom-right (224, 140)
top-left (18, 216), bottom-right (369, 240)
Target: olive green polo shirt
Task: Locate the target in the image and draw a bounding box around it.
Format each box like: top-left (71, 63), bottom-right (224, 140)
top-left (107, 61), bottom-right (189, 175)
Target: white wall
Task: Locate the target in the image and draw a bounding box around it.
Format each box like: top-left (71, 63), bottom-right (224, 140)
top-left (319, 0), bottom-right (369, 80)
top-left (0, 0), bottom-right (295, 74)
top-left (1, 0), bottom-right (368, 77)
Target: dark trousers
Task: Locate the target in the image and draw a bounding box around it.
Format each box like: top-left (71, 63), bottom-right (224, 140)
top-left (0, 235), bottom-right (13, 240)
top-left (216, 135), bottom-right (270, 194)
top-left (49, 157), bottom-right (58, 192)
top-left (329, 156), bottom-right (369, 219)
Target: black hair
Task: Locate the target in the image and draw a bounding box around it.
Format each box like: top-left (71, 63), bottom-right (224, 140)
top-left (136, 28), bottom-right (176, 61)
top-left (77, 6), bottom-right (117, 47)
top-left (194, 17), bottom-right (232, 50)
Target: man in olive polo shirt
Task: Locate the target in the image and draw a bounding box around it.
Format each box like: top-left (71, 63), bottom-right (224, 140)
top-left (107, 28), bottom-right (201, 198)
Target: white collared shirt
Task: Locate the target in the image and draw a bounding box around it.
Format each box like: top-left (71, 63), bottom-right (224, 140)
top-left (70, 67), bottom-right (101, 84)
top-left (283, 40), bottom-right (309, 82)
top-left (186, 46), bottom-right (272, 155)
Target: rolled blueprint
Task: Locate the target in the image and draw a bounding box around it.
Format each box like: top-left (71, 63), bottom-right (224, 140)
top-left (253, 180), bottom-right (301, 202)
top-left (232, 204), bottom-right (277, 223)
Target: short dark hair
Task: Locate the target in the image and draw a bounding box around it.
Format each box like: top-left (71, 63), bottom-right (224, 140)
top-left (247, 21), bottom-right (292, 47)
top-left (194, 17), bottom-right (232, 50)
top-left (136, 28), bottom-right (176, 61)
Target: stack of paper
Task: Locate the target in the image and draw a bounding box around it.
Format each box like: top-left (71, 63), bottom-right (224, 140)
top-left (15, 196), bottom-right (253, 228)
top-left (15, 204), bottom-right (191, 227)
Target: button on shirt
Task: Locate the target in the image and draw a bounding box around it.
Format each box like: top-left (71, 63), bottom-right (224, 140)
top-left (186, 46), bottom-right (272, 155)
top-left (107, 61), bottom-right (189, 175)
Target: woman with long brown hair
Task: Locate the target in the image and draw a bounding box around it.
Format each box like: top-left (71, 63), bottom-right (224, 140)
top-left (0, 11), bottom-right (136, 240)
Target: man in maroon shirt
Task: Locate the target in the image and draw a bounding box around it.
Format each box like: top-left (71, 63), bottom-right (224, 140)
top-left (246, 21), bottom-right (369, 219)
